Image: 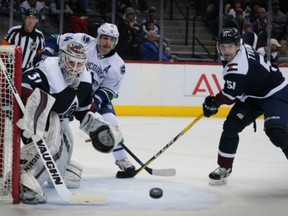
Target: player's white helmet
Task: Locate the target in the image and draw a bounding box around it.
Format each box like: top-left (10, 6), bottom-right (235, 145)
top-left (59, 41), bottom-right (87, 88)
top-left (97, 23), bottom-right (119, 47)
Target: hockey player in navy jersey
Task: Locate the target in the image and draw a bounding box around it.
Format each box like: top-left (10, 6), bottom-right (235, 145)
top-left (202, 27), bottom-right (288, 186)
top-left (39, 23), bottom-right (135, 177)
top-left (19, 41), bottom-right (123, 203)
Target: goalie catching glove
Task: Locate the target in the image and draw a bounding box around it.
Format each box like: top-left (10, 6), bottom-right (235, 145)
top-left (80, 112), bottom-right (123, 153)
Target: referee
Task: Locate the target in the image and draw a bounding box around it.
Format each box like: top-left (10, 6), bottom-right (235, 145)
top-left (1, 9), bottom-right (45, 72)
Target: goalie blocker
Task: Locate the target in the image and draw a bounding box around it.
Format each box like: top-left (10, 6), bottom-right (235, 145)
top-left (80, 112), bottom-right (123, 153)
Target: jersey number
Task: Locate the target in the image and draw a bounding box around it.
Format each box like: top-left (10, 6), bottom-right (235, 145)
top-left (28, 72), bottom-right (42, 83)
top-left (226, 80), bottom-right (236, 90)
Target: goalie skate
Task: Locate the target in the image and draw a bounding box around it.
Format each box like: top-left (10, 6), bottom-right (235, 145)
top-left (209, 167), bottom-right (232, 186)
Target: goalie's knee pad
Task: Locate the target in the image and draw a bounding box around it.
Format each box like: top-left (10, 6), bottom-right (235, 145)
top-left (265, 125), bottom-right (288, 149)
top-left (89, 125), bottom-right (115, 153)
top-left (63, 161), bottom-right (83, 189)
top-left (20, 173), bottom-right (47, 204)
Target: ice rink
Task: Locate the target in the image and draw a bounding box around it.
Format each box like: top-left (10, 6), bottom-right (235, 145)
top-left (2, 116), bottom-right (288, 216)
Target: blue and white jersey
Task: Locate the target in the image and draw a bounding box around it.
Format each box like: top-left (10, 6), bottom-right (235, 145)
top-left (221, 44), bottom-right (287, 102)
top-left (22, 56), bottom-right (93, 121)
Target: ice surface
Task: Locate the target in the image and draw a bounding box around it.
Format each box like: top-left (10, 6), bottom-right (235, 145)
top-left (1, 117), bottom-right (288, 216)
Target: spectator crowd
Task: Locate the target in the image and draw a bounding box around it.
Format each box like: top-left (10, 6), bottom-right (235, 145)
top-left (1, 0), bottom-right (288, 64)
top-left (0, 0), bottom-right (177, 62)
top-left (203, 0), bottom-right (288, 65)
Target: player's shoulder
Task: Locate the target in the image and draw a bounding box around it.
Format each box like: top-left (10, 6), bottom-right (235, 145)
top-left (37, 56), bottom-right (61, 76)
top-left (109, 52), bottom-right (126, 74)
top-left (224, 46), bottom-right (249, 76)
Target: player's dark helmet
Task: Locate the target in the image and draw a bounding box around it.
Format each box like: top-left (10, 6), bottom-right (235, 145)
top-left (217, 27), bottom-right (241, 44)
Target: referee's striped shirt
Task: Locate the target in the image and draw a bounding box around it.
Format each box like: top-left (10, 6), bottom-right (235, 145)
top-left (1, 25), bottom-right (45, 72)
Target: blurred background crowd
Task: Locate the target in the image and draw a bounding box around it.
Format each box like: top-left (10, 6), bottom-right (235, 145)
top-left (1, 0), bottom-right (288, 64)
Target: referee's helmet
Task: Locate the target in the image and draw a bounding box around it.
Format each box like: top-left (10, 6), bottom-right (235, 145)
top-left (24, 9), bottom-right (39, 19)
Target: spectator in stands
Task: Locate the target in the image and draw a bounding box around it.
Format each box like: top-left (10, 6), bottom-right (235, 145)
top-left (242, 22), bottom-right (259, 50)
top-left (50, 0), bottom-right (73, 16)
top-left (0, 0), bottom-right (19, 14)
top-left (231, 8), bottom-right (249, 34)
top-left (246, 0), bottom-right (261, 23)
top-left (138, 30), bottom-right (176, 62)
top-left (138, 19), bottom-right (171, 54)
top-left (66, 0), bottom-right (88, 33)
top-left (227, 0), bottom-right (244, 19)
top-left (116, 6), bottom-right (141, 59)
top-left (252, 7), bottom-right (267, 47)
top-left (141, 6), bottom-right (160, 30)
top-left (271, 0), bottom-right (286, 41)
top-left (116, 0), bottom-right (135, 15)
top-left (257, 38), bottom-right (281, 66)
top-left (20, 0), bottom-right (44, 17)
top-left (279, 24), bottom-right (288, 41)
top-left (277, 39), bottom-right (288, 65)
top-left (1, 9), bottom-right (45, 72)
top-left (50, 0), bottom-right (88, 33)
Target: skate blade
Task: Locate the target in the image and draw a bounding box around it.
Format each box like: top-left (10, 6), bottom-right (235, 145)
top-left (209, 177), bottom-right (228, 186)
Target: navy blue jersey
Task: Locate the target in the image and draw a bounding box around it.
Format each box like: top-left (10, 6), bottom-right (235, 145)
top-left (219, 44), bottom-right (287, 103)
top-left (22, 56), bottom-right (93, 121)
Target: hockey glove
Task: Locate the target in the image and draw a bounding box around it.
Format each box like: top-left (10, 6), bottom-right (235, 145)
top-left (203, 95), bottom-right (219, 117)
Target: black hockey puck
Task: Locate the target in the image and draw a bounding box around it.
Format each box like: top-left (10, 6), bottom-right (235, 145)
top-left (149, 187), bottom-right (163, 199)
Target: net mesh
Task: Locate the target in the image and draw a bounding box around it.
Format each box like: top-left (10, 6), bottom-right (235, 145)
top-left (0, 45), bottom-right (17, 203)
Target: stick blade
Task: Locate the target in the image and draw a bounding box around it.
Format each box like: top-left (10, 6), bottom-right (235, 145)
top-left (151, 168), bottom-right (176, 176)
top-left (69, 193), bottom-right (107, 204)
top-left (116, 170), bottom-right (136, 178)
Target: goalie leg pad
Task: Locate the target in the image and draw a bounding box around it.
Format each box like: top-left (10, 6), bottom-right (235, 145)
top-left (63, 161), bottom-right (83, 189)
top-left (20, 173), bottom-right (47, 204)
top-left (20, 112), bottom-right (70, 186)
top-left (17, 88), bottom-right (55, 139)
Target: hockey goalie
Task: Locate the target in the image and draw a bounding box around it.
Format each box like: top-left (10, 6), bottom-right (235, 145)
top-left (18, 41), bottom-right (122, 204)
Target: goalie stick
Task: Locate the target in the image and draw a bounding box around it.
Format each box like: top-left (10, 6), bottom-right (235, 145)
top-left (116, 114), bottom-right (204, 178)
top-left (0, 57), bottom-right (106, 204)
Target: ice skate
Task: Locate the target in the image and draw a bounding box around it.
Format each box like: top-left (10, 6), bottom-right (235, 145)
top-left (209, 167), bottom-right (232, 186)
top-left (115, 158), bottom-right (135, 172)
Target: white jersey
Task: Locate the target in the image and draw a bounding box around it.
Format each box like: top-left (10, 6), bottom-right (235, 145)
top-left (22, 56), bottom-right (93, 121)
top-left (56, 33), bottom-right (126, 97)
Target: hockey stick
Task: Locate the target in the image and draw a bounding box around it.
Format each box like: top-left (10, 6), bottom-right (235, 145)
top-left (118, 143), bottom-right (176, 177)
top-left (0, 58), bottom-right (106, 204)
top-left (84, 139), bottom-right (176, 177)
top-left (116, 114), bottom-right (204, 178)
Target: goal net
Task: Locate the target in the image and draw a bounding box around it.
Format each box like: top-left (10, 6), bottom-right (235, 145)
top-left (0, 45), bottom-right (22, 204)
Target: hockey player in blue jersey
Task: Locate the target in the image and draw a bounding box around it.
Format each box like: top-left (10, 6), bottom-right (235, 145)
top-left (38, 23), bottom-right (135, 177)
top-left (202, 27), bottom-right (288, 186)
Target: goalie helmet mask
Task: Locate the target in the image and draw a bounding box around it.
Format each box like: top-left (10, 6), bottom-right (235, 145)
top-left (97, 23), bottom-right (119, 48)
top-left (59, 41), bottom-right (87, 88)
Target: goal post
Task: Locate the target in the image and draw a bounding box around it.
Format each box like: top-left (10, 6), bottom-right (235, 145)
top-left (0, 45), bottom-right (22, 204)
